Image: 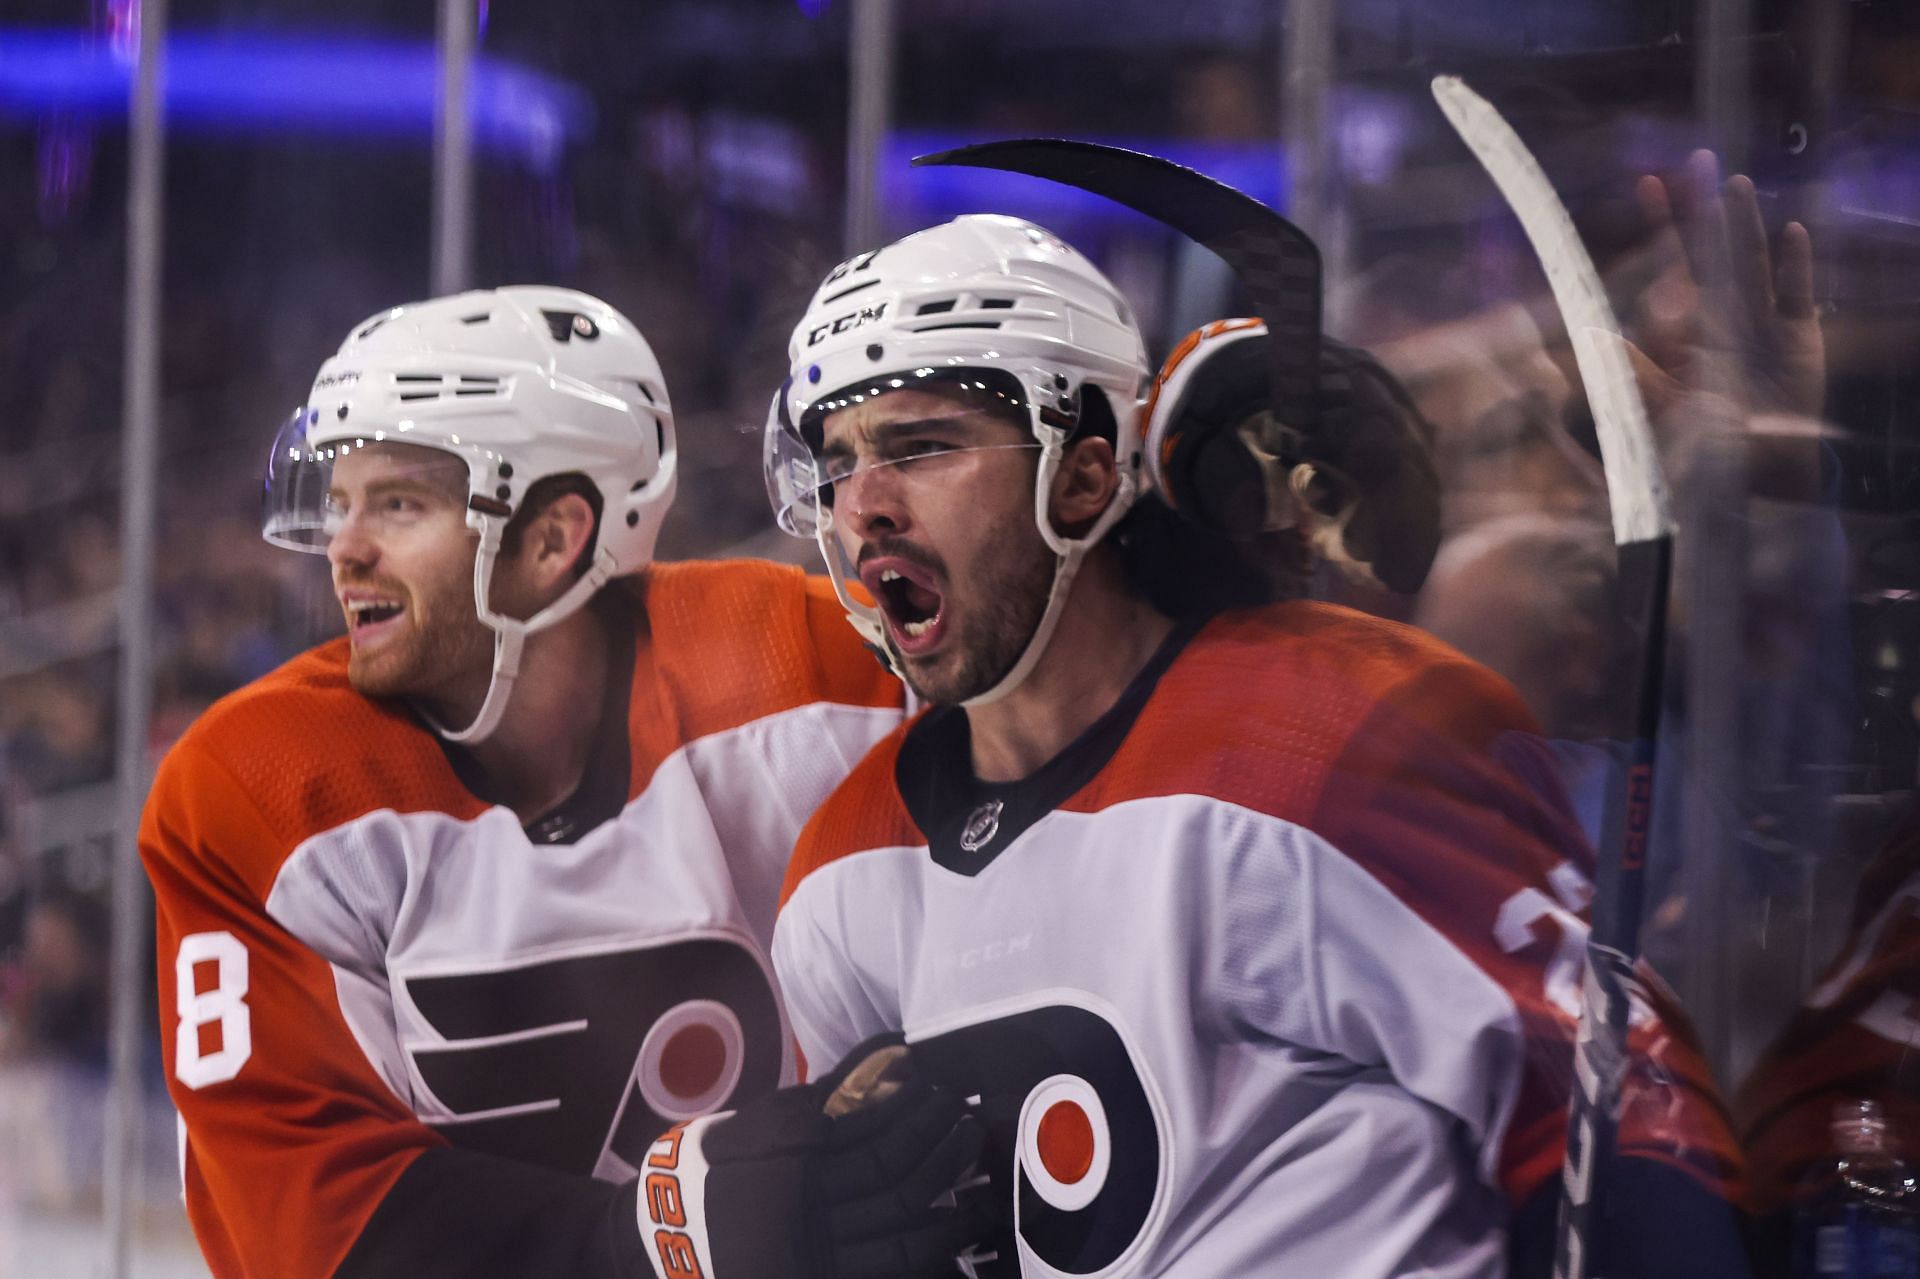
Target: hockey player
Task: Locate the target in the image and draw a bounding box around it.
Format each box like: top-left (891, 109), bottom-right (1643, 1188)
top-left (142, 287), bottom-right (988, 1278)
top-left (760, 217), bottom-right (1747, 1276)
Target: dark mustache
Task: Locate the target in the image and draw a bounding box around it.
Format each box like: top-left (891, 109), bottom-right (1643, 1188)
top-left (856, 538), bottom-right (946, 583)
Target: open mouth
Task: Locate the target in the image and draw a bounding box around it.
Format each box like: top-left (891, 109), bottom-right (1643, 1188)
top-left (343, 596), bottom-right (408, 647)
top-left (862, 558), bottom-right (947, 656)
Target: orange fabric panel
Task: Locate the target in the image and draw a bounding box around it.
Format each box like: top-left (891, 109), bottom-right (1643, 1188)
top-left (634, 561), bottom-right (901, 785)
top-left (1063, 603), bottom-right (1467, 824)
top-left (174, 642), bottom-right (487, 901)
top-left (143, 738), bottom-right (445, 1279)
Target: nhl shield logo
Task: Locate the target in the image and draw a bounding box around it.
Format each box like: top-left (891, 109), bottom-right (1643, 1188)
top-left (959, 800), bottom-right (1003, 853)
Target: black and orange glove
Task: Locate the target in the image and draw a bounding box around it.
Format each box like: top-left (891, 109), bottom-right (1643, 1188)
top-left (636, 1034), bottom-right (993, 1279)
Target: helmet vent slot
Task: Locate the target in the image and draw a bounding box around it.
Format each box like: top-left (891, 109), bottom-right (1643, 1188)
top-left (389, 373), bottom-right (504, 402)
top-left (914, 300), bottom-right (956, 316)
top-left (461, 312), bottom-right (491, 325)
top-left (980, 298), bottom-right (1015, 309)
top-left (917, 321), bottom-right (1002, 332)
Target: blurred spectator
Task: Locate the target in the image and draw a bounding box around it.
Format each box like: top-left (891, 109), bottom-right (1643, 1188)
top-left (1415, 511), bottom-right (1618, 743)
top-left (0, 888), bottom-right (109, 1069)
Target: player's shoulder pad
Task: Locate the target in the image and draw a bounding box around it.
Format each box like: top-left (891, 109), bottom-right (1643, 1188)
top-left (778, 716), bottom-right (922, 910)
top-left (147, 639), bottom-right (479, 890)
top-left (640, 559), bottom-right (902, 740)
top-left (1187, 599), bottom-right (1536, 741)
top-left (167, 637), bottom-right (427, 769)
top-left (1087, 600), bottom-right (1541, 825)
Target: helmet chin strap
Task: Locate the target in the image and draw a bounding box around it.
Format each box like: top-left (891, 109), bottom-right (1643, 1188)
top-left (814, 513), bottom-right (903, 677)
top-left (958, 542), bottom-right (1081, 708)
top-left (419, 517), bottom-right (616, 745)
top-left (961, 440), bottom-right (1136, 709)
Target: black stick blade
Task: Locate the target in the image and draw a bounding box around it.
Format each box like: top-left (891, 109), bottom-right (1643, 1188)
top-left (914, 139), bottom-right (1321, 436)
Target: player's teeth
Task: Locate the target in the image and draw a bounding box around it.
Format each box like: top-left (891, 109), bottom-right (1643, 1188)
top-left (903, 618), bottom-right (932, 637)
top-left (880, 569), bottom-right (902, 583)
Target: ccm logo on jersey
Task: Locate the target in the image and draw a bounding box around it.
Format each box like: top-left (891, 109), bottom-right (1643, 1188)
top-left (955, 932), bottom-right (1032, 970)
top-left (643, 1124), bottom-right (706, 1279)
top-left (806, 302), bottom-right (889, 347)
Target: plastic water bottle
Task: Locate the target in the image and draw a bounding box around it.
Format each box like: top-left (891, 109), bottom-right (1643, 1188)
top-left (1793, 1099), bottom-right (1920, 1278)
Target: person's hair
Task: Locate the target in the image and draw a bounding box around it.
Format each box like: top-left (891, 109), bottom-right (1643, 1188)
top-left (501, 474), bottom-right (604, 580)
top-left (1072, 383), bottom-right (1119, 446)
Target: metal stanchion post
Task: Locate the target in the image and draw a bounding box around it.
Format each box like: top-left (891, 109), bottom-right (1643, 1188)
top-left (433, 0), bottom-right (476, 295)
top-left (106, 0), bottom-right (168, 1272)
top-left (844, 0), bottom-right (896, 255)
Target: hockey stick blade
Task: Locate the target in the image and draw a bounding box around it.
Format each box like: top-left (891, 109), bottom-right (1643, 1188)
top-left (1429, 81), bottom-right (1674, 548)
top-left (913, 139), bottom-right (1322, 452)
top-left (1431, 75), bottom-right (1676, 1279)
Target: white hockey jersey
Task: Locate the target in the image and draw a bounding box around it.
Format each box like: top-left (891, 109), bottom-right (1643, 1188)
top-left (774, 603), bottom-right (1740, 1278)
top-left (141, 559), bottom-right (904, 1278)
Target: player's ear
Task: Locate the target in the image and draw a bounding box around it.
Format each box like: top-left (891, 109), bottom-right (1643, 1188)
top-left (527, 492), bottom-right (598, 591)
top-left (1049, 436), bottom-right (1119, 537)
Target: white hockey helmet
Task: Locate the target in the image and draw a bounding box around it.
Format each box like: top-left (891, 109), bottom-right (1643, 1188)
top-left (768, 214), bottom-right (1150, 705)
top-left (263, 285), bottom-right (676, 742)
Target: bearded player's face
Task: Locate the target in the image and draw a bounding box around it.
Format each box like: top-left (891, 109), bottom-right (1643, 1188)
top-left (325, 443), bottom-right (494, 710)
top-left (820, 386), bottom-right (1054, 706)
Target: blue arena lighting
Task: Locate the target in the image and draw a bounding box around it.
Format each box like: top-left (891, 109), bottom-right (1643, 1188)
top-left (0, 29), bottom-right (593, 169)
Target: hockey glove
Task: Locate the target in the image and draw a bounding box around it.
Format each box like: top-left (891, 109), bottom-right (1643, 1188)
top-left (1145, 318), bottom-right (1442, 594)
top-left (635, 1034), bottom-right (992, 1279)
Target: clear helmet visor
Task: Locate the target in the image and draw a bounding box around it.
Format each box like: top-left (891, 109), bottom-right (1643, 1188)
top-left (262, 408), bottom-right (340, 553)
top-left (764, 409), bottom-right (827, 539)
top-left (763, 369), bottom-right (1045, 540)
top-left (261, 408), bottom-right (474, 553)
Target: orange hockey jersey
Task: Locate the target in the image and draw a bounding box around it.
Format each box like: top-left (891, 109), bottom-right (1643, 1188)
top-left (774, 603), bottom-right (1743, 1278)
top-left (142, 560), bottom-right (903, 1278)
